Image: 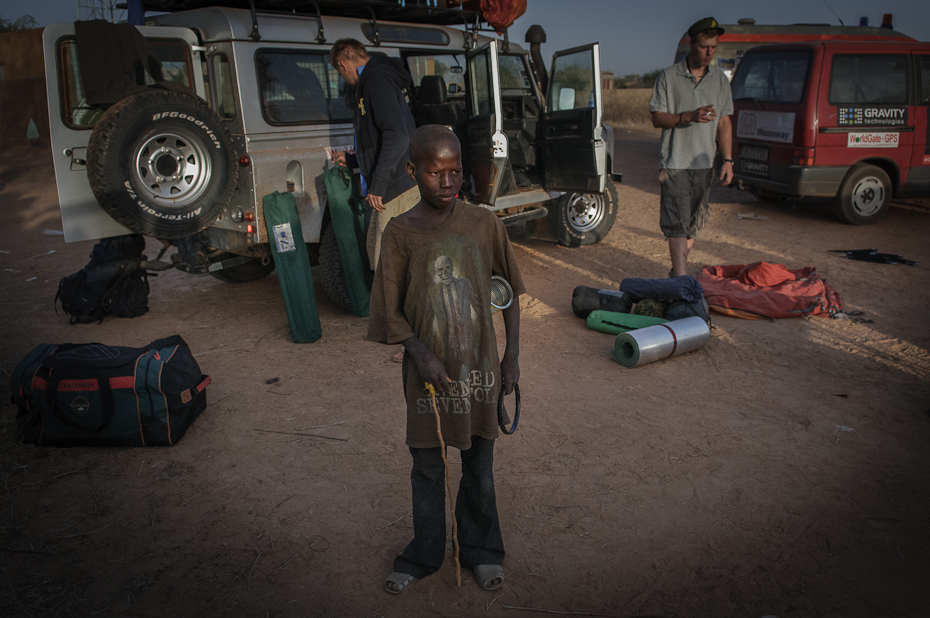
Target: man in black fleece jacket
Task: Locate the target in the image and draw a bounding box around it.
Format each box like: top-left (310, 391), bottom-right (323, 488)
top-left (331, 39), bottom-right (419, 271)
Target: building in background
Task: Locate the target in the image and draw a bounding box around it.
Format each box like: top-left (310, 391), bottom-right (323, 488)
top-left (0, 28), bottom-right (48, 148)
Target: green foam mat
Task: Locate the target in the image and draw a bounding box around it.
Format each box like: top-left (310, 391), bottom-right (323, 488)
top-left (586, 310), bottom-right (667, 335)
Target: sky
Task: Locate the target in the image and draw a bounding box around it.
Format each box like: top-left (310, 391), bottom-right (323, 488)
top-left (4, 0), bottom-right (929, 75)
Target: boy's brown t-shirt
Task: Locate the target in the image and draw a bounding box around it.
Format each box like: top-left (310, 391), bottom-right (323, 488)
top-left (367, 200), bottom-right (525, 450)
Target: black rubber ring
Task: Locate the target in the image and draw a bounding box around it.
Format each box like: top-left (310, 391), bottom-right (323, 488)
top-left (497, 383), bottom-right (520, 435)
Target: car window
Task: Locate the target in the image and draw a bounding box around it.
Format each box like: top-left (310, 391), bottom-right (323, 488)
top-left (731, 50), bottom-right (810, 103)
top-left (919, 55), bottom-right (930, 105)
top-left (211, 53), bottom-right (236, 120)
top-left (406, 54), bottom-right (466, 94)
top-left (256, 50), bottom-right (352, 125)
top-left (498, 54), bottom-right (531, 93)
top-left (58, 37), bottom-right (194, 129)
top-left (829, 54), bottom-right (908, 105)
top-left (468, 49), bottom-right (493, 116)
top-left (549, 47), bottom-right (595, 111)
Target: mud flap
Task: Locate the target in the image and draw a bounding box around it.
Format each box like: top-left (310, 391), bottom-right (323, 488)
top-left (263, 192), bottom-right (321, 343)
top-left (524, 200), bottom-right (559, 242)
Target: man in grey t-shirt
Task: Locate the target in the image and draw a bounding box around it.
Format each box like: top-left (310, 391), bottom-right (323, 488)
top-left (649, 17), bottom-right (733, 277)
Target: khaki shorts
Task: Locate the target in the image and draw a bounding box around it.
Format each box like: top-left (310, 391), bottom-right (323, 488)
top-left (659, 168), bottom-right (714, 239)
top-left (367, 185), bottom-right (420, 270)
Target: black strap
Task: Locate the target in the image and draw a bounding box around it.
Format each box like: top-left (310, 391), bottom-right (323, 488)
top-left (497, 383), bottom-right (520, 435)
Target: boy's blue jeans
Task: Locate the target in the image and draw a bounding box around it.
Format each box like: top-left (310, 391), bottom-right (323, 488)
top-left (394, 436), bottom-right (505, 578)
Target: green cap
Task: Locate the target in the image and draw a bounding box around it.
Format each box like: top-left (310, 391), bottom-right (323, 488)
top-left (688, 17), bottom-right (725, 38)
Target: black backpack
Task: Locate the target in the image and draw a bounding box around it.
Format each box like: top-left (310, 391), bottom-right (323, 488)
top-left (55, 234), bottom-right (151, 325)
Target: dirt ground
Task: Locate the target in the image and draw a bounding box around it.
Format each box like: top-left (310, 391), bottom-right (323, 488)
top-left (1, 129), bottom-right (928, 618)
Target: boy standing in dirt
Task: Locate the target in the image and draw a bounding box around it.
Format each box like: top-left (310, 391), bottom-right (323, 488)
top-left (367, 125), bottom-right (524, 594)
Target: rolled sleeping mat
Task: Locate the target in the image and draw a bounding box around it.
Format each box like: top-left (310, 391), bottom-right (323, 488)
top-left (586, 310), bottom-right (667, 335)
top-left (572, 286), bottom-right (633, 318)
top-left (611, 316), bottom-right (710, 368)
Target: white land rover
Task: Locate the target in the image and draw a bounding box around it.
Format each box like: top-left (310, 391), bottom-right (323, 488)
top-left (44, 0), bottom-right (619, 310)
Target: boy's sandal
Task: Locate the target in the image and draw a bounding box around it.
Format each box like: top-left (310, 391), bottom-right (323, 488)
top-left (385, 571), bottom-right (418, 594)
top-left (473, 564), bottom-right (504, 591)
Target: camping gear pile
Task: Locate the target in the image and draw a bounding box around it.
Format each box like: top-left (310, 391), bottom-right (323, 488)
top-left (572, 276), bottom-right (712, 368)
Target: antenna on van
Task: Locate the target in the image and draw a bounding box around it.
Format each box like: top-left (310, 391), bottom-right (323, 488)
top-left (821, 0), bottom-right (844, 26)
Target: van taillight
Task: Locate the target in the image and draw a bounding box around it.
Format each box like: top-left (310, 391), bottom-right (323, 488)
top-left (793, 148), bottom-right (815, 166)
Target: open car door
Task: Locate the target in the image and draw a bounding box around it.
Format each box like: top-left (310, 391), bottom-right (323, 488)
top-left (539, 43), bottom-right (607, 194)
top-left (465, 41), bottom-right (508, 205)
top-left (43, 23), bottom-right (204, 243)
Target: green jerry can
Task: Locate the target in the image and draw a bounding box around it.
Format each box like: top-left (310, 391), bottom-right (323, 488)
top-left (263, 191), bottom-right (322, 343)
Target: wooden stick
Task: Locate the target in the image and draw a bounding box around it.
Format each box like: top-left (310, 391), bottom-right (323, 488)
top-left (425, 383), bottom-right (461, 587)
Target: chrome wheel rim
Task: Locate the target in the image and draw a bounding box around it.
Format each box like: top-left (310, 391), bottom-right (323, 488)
top-left (565, 192), bottom-right (606, 232)
top-left (133, 129), bottom-right (212, 207)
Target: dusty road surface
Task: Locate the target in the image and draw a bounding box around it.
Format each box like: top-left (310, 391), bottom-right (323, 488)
top-left (1, 130), bottom-right (929, 618)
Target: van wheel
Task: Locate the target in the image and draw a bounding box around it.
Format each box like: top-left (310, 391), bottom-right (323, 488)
top-left (86, 90), bottom-right (238, 239)
top-left (209, 256), bottom-right (275, 284)
top-left (556, 180), bottom-right (618, 247)
top-left (319, 225), bottom-right (353, 313)
top-left (835, 163), bottom-right (892, 225)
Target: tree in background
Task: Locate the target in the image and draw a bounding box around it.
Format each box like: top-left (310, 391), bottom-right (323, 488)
top-left (0, 15), bottom-right (38, 32)
top-left (641, 69), bottom-right (662, 87)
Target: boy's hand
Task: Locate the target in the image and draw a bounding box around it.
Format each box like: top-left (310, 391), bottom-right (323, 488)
top-left (335, 151), bottom-right (347, 167)
top-left (417, 353), bottom-right (452, 395)
top-left (402, 336), bottom-right (452, 395)
top-left (500, 354), bottom-right (519, 395)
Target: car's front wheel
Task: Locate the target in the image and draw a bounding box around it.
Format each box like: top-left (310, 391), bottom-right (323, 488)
top-left (555, 180), bottom-right (619, 247)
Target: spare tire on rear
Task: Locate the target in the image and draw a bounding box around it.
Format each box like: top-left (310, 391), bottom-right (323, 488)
top-left (86, 90), bottom-right (237, 239)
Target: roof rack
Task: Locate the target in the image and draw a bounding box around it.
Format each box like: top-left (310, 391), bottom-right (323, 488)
top-left (138, 0), bottom-right (483, 27)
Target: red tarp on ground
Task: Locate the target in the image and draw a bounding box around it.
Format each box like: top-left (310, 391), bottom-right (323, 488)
top-left (698, 262), bottom-right (844, 319)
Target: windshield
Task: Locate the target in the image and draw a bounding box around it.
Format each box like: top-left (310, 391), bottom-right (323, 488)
top-left (731, 50), bottom-right (811, 103)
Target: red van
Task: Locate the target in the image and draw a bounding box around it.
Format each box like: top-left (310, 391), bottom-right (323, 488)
top-left (730, 40), bottom-right (930, 224)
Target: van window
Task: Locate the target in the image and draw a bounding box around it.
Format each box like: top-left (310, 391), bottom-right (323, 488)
top-left (361, 24), bottom-right (449, 46)
top-left (549, 48), bottom-right (595, 111)
top-left (58, 37), bottom-right (194, 129)
top-left (731, 50), bottom-right (810, 103)
top-left (499, 54), bottom-right (532, 92)
top-left (918, 55), bottom-right (930, 105)
top-left (406, 54), bottom-right (466, 94)
top-left (829, 54), bottom-right (908, 105)
top-left (212, 54), bottom-right (236, 120)
top-left (256, 51), bottom-right (352, 125)
top-left (468, 49), bottom-right (492, 116)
